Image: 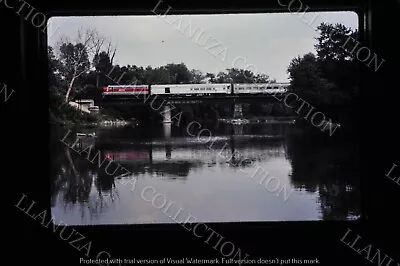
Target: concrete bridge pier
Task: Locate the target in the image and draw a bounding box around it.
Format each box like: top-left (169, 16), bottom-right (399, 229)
top-left (233, 124), bottom-right (244, 135)
top-left (163, 123), bottom-right (172, 159)
top-left (163, 104), bottom-right (172, 124)
top-left (233, 103), bottom-right (243, 119)
top-left (163, 123), bottom-right (171, 138)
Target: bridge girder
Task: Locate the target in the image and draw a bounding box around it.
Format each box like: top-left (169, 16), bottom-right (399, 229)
top-left (99, 94), bottom-right (287, 106)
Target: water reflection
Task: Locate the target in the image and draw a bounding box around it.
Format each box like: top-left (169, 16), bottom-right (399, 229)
top-left (286, 134), bottom-right (361, 220)
top-left (50, 121), bottom-right (361, 225)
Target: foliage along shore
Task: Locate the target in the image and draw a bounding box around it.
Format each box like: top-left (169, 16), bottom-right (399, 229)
top-left (49, 91), bottom-right (131, 128)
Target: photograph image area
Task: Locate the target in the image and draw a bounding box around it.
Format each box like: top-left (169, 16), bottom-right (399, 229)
top-left (48, 10), bottom-right (361, 226)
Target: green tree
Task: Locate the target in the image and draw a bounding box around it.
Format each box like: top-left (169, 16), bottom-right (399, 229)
top-left (153, 66), bottom-right (172, 84)
top-left (49, 46), bottom-right (68, 114)
top-left (190, 69), bottom-right (205, 83)
top-left (287, 22), bottom-right (361, 134)
top-left (93, 51), bottom-right (114, 87)
top-left (287, 23), bottom-right (360, 107)
top-left (141, 66), bottom-right (152, 84)
top-left (226, 68), bottom-right (255, 83)
top-left (287, 53), bottom-right (335, 106)
top-left (216, 71), bottom-right (232, 83)
top-left (315, 23), bottom-right (358, 62)
top-left (205, 73), bottom-right (216, 83)
top-left (48, 46), bottom-right (65, 91)
top-left (255, 73), bottom-right (273, 83)
top-left (56, 28), bottom-right (112, 102)
top-left (315, 23), bottom-right (360, 103)
top-left (164, 63), bottom-right (192, 84)
top-left (58, 42), bottom-right (90, 102)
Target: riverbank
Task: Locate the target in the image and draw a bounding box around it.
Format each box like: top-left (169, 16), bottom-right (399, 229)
top-left (49, 103), bottom-right (133, 128)
top-left (219, 116), bottom-right (297, 124)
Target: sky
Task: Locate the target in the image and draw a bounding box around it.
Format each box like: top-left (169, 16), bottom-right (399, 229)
top-left (47, 11), bottom-right (358, 82)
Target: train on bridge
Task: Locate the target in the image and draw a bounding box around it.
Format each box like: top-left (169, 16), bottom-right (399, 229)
top-left (102, 82), bottom-right (289, 97)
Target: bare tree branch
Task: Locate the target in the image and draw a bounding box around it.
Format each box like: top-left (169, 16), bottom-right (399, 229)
top-left (106, 42), bottom-right (111, 56)
top-left (57, 27), bottom-right (112, 102)
top-left (110, 46), bottom-right (117, 65)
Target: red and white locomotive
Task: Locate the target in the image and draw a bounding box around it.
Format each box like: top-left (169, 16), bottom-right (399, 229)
top-left (103, 85), bottom-right (149, 95)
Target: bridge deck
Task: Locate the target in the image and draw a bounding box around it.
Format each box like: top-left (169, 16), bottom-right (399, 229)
top-left (100, 93), bottom-right (287, 105)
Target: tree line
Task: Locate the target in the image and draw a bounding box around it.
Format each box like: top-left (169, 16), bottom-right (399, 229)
top-left (48, 28), bottom-right (274, 105)
top-left (287, 23), bottom-right (359, 108)
top-left (286, 23), bottom-right (360, 132)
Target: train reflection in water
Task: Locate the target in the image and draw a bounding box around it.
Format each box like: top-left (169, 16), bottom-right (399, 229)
top-left (50, 121), bottom-right (361, 224)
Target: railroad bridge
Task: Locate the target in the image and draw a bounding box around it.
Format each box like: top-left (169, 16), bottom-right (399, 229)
top-left (99, 92), bottom-right (290, 122)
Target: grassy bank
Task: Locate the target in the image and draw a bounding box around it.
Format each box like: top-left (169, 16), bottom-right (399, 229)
top-left (49, 99), bottom-right (128, 128)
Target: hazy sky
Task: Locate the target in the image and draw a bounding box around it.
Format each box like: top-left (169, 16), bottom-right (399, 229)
top-left (48, 11), bottom-right (358, 82)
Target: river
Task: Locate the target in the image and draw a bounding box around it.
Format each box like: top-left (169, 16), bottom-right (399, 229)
top-left (50, 120), bottom-right (361, 225)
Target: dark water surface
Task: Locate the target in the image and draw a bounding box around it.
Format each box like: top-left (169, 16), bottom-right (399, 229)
top-left (50, 121), bottom-right (361, 225)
